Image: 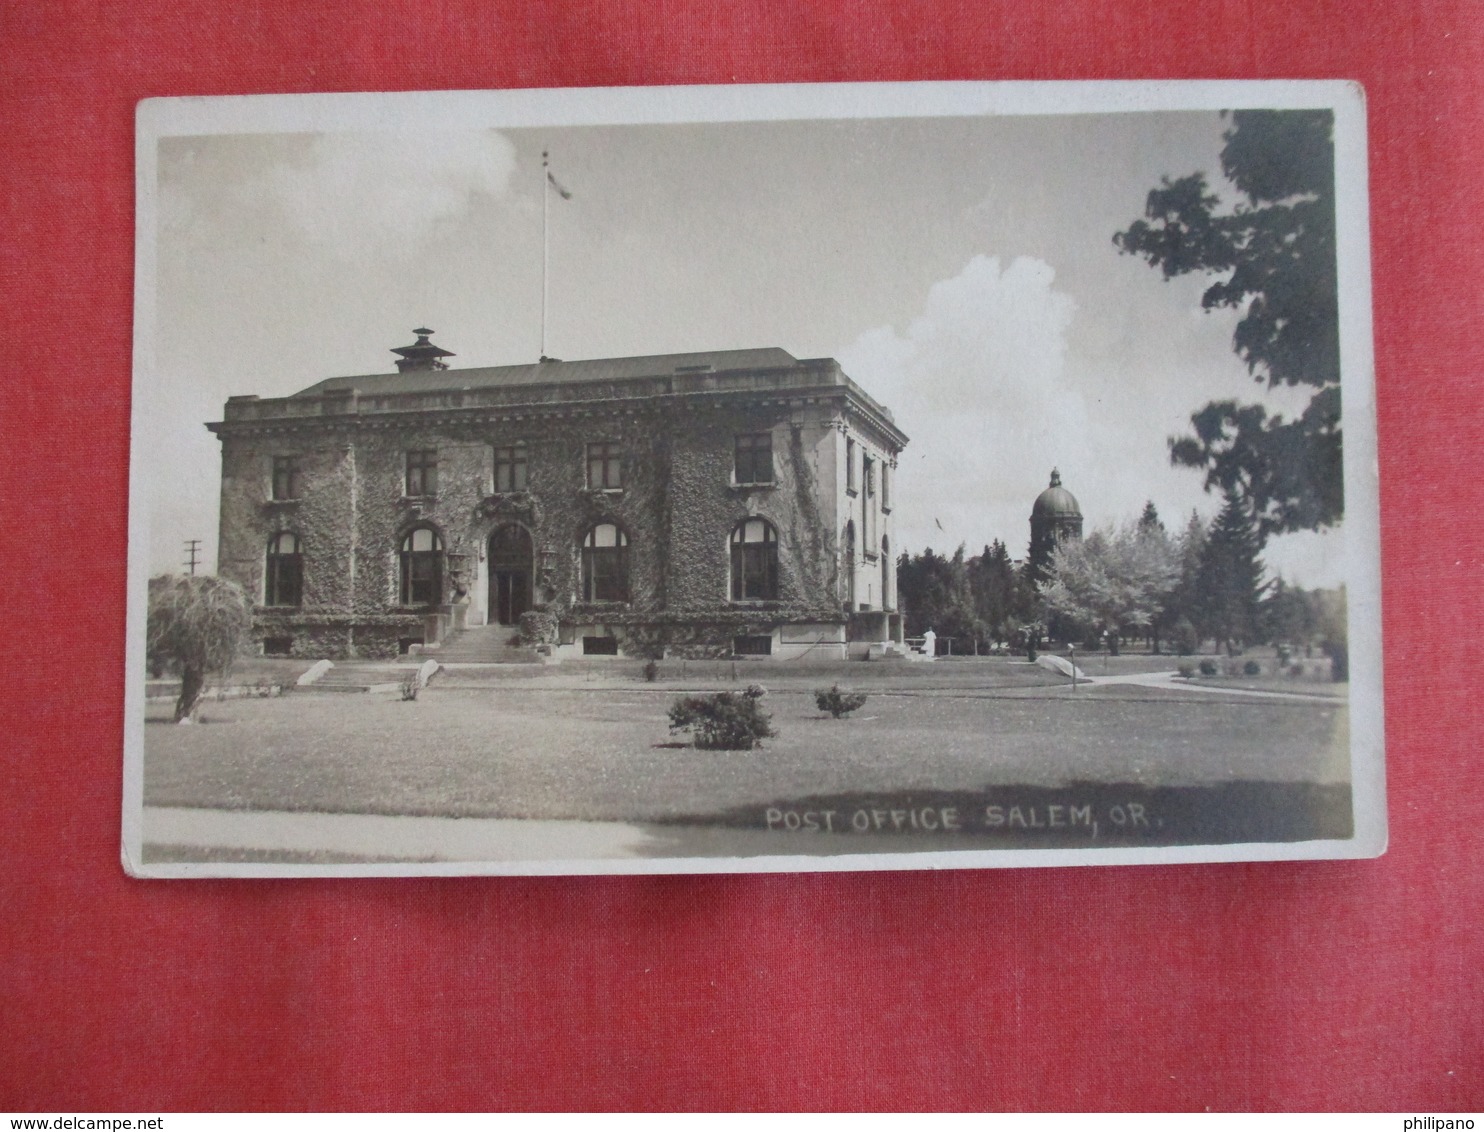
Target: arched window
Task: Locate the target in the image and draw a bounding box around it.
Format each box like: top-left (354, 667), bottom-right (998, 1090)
top-left (400, 526), bottom-right (443, 606)
top-left (265, 532), bottom-right (303, 607)
top-left (730, 518), bottom-right (779, 601)
top-left (881, 535), bottom-right (891, 611)
top-left (842, 520), bottom-right (856, 609)
top-left (582, 523), bottom-right (629, 602)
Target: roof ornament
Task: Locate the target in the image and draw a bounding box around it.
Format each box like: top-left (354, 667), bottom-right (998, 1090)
top-left (391, 328), bottom-right (455, 373)
top-left (1049, 467), bottom-right (1062, 487)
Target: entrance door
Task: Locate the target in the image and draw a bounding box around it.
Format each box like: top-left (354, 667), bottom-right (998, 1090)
top-left (488, 524), bottom-right (534, 626)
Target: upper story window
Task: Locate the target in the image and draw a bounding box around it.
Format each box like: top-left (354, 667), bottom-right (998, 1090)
top-left (494, 442), bottom-right (528, 493)
top-left (399, 526), bottom-right (443, 606)
top-left (586, 442), bottom-right (623, 490)
top-left (845, 438), bottom-right (857, 494)
top-left (265, 531), bottom-right (303, 607)
top-left (734, 433), bottom-right (773, 485)
top-left (730, 518), bottom-right (779, 601)
top-left (863, 456), bottom-right (878, 549)
top-left (271, 456), bottom-right (301, 501)
top-left (582, 522), bottom-right (630, 603)
top-left (881, 463), bottom-right (891, 512)
top-left (863, 456), bottom-right (875, 499)
top-left (405, 449), bottom-right (438, 497)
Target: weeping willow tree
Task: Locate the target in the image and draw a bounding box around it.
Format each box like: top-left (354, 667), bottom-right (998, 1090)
top-left (147, 574), bottom-right (252, 722)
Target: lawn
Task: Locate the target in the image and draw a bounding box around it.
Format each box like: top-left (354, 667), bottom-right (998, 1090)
top-left (143, 681), bottom-right (1350, 825)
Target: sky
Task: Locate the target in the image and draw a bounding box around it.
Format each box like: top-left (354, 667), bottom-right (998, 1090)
top-left (145, 108), bottom-right (1345, 586)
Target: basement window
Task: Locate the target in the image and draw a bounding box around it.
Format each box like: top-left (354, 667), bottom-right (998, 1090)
top-left (582, 635), bottom-right (619, 656)
top-left (733, 635), bottom-right (773, 656)
top-left (263, 637), bottom-right (293, 657)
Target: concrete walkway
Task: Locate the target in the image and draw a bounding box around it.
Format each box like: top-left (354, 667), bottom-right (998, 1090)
top-left (1078, 668), bottom-right (1345, 703)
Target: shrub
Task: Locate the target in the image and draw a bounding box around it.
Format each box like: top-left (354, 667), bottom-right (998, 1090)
top-left (1171, 617), bottom-right (1199, 656)
top-left (400, 671), bottom-right (420, 701)
top-left (1243, 659), bottom-right (1262, 676)
top-left (1199, 659), bottom-right (1219, 677)
top-left (668, 685), bottom-right (775, 750)
top-left (1176, 662), bottom-right (1196, 678)
top-left (815, 685), bottom-right (868, 718)
top-left (517, 610), bottom-right (559, 646)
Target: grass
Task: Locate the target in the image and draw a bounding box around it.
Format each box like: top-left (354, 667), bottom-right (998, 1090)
top-left (143, 681), bottom-right (1349, 824)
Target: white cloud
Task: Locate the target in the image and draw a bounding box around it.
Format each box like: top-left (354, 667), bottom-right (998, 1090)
top-left (840, 254), bottom-right (1086, 559)
top-left (231, 130), bottom-right (517, 258)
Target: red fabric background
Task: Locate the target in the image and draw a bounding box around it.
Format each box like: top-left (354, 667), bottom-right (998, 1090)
top-left (2, 0), bottom-right (1480, 1112)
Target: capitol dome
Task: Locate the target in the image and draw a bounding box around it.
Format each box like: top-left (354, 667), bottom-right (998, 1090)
top-left (1031, 469), bottom-right (1082, 521)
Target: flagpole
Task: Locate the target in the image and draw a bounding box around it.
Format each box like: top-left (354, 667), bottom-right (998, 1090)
top-left (541, 149), bottom-right (549, 360)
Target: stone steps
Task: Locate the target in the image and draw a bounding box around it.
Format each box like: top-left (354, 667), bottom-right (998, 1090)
top-left (430, 623), bottom-right (540, 664)
top-left (304, 661), bottom-right (423, 693)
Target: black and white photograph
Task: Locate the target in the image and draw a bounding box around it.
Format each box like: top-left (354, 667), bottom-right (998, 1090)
top-left (124, 81), bottom-right (1384, 876)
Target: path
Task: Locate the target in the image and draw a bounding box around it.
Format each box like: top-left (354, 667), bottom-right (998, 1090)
top-left (1079, 668), bottom-right (1345, 703)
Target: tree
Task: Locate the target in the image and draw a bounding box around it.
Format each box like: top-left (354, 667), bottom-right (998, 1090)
top-left (1164, 510), bottom-right (1209, 653)
top-left (1041, 521), bottom-right (1180, 655)
top-left (967, 540), bottom-right (1021, 645)
top-left (147, 574), bottom-right (252, 722)
top-left (1138, 500), bottom-right (1164, 535)
top-left (1193, 491), bottom-right (1268, 653)
top-left (896, 546), bottom-right (981, 650)
top-left (1114, 110), bottom-right (1342, 541)
top-left (1262, 578), bottom-right (1318, 647)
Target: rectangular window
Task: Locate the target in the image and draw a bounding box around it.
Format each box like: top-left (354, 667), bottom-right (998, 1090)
top-left (863, 456), bottom-right (877, 550)
top-left (406, 449), bottom-right (438, 496)
top-left (845, 438), bottom-right (857, 493)
top-left (586, 442), bottom-right (623, 490)
top-left (263, 636), bottom-right (293, 656)
top-left (881, 463), bottom-right (891, 512)
top-left (582, 635), bottom-right (619, 655)
top-left (734, 433), bottom-right (773, 485)
top-left (271, 456), bottom-right (301, 501)
top-left (733, 635), bottom-right (773, 656)
top-left (494, 442), bottom-right (528, 492)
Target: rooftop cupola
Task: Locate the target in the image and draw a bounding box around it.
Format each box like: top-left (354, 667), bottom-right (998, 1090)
top-left (391, 328), bottom-right (455, 373)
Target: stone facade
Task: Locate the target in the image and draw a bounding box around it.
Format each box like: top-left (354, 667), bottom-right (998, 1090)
top-left (210, 340), bottom-right (909, 661)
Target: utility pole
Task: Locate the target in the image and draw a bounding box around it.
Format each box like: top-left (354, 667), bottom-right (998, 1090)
top-left (183, 539), bottom-right (202, 576)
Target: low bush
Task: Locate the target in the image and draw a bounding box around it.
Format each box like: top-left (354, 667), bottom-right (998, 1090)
top-left (815, 685), bottom-right (868, 718)
top-left (400, 672), bottom-right (420, 701)
top-left (1171, 617), bottom-right (1199, 656)
top-left (1243, 659), bottom-right (1262, 676)
top-left (1177, 662), bottom-right (1197, 679)
top-left (517, 610), bottom-right (559, 646)
top-left (1199, 659), bottom-right (1219, 677)
top-left (668, 685), bottom-right (775, 750)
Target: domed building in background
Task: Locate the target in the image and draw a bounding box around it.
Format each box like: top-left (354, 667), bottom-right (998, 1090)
top-left (1028, 468), bottom-right (1083, 581)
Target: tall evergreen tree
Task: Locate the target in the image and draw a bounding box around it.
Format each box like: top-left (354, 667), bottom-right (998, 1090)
top-left (968, 540), bottom-right (1019, 645)
top-left (896, 546), bottom-right (979, 647)
top-left (1195, 490), bottom-right (1268, 652)
top-left (1138, 500), bottom-right (1164, 534)
top-left (1165, 510), bottom-right (1208, 654)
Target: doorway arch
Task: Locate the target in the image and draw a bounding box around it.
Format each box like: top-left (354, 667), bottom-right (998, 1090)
top-left (488, 524), bottom-right (534, 626)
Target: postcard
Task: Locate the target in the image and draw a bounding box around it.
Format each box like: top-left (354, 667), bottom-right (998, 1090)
top-left (124, 80), bottom-right (1383, 876)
